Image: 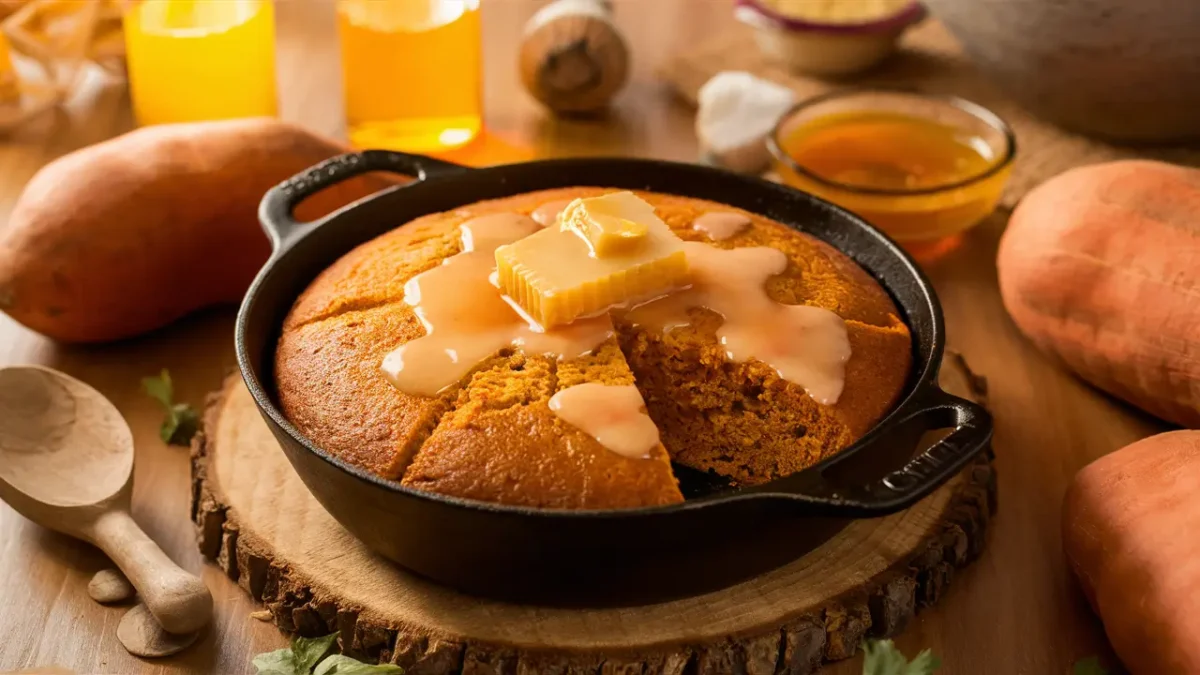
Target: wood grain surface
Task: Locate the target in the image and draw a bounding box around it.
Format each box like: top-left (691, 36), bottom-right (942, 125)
top-left (0, 1), bottom-right (1164, 674)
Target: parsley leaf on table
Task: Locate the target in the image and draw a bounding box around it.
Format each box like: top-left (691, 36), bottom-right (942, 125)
top-left (293, 634), bottom-right (339, 672)
top-left (313, 655), bottom-right (404, 674)
top-left (252, 633), bottom-right (403, 675)
top-left (251, 647), bottom-right (301, 675)
top-left (862, 639), bottom-right (940, 675)
top-left (141, 369), bottom-right (199, 446)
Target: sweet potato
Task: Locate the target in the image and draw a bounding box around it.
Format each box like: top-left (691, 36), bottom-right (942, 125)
top-left (0, 118), bottom-right (401, 343)
top-left (997, 160), bottom-right (1200, 426)
top-left (1063, 431), bottom-right (1200, 674)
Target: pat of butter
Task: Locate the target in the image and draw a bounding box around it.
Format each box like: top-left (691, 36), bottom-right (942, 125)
top-left (496, 194), bottom-right (690, 328)
top-left (561, 191), bottom-right (659, 257)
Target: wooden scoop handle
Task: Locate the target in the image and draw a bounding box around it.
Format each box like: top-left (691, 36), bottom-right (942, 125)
top-left (88, 510), bottom-right (213, 634)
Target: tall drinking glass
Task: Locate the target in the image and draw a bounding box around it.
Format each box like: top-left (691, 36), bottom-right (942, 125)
top-left (124, 0), bottom-right (278, 126)
top-left (337, 0), bottom-right (483, 153)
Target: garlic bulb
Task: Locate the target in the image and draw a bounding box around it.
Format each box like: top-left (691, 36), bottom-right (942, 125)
top-left (696, 71), bottom-right (797, 174)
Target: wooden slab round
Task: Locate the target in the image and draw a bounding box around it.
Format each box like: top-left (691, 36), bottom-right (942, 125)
top-left (191, 357), bottom-right (995, 675)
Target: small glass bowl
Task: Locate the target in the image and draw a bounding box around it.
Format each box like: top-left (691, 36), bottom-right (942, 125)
top-left (768, 89), bottom-right (1016, 245)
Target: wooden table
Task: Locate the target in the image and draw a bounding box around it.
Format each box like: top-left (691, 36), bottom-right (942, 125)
top-left (0, 2), bottom-right (1164, 673)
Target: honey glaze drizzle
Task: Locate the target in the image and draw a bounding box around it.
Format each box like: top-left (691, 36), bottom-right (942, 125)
top-left (381, 213), bottom-right (615, 397)
top-left (530, 199), bottom-right (575, 227)
top-left (692, 211), bottom-right (751, 241)
top-left (625, 242), bottom-right (852, 405)
top-left (548, 383), bottom-right (660, 459)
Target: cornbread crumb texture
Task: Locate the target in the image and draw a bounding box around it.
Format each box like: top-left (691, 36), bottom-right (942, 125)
top-left (275, 188), bottom-right (911, 507)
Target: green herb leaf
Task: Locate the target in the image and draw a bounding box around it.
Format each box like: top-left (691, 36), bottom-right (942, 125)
top-left (904, 649), bottom-right (941, 675)
top-left (252, 647), bottom-right (302, 675)
top-left (142, 369), bottom-right (174, 409)
top-left (293, 634), bottom-right (340, 673)
top-left (142, 369), bottom-right (199, 446)
top-left (862, 639), bottom-right (940, 675)
top-left (312, 655), bottom-right (404, 675)
top-left (164, 402), bottom-right (200, 445)
top-left (1073, 657), bottom-right (1109, 675)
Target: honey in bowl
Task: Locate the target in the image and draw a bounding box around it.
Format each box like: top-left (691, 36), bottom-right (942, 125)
top-left (770, 91), bottom-right (1015, 244)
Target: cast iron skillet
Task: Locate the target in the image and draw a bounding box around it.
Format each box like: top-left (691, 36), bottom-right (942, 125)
top-left (237, 150), bottom-right (992, 606)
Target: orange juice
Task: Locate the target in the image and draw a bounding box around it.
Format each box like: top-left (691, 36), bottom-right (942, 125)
top-left (0, 31), bottom-right (16, 103)
top-left (338, 0), bottom-right (482, 153)
top-left (123, 0), bottom-right (278, 126)
top-left (776, 110), bottom-right (1011, 242)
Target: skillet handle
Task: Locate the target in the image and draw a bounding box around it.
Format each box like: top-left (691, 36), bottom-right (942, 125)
top-left (777, 388), bottom-right (992, 517)
top-left (258, 150), bottom-right (469, 252)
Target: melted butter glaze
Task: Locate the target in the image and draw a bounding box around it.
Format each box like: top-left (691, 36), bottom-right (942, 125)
top-left (384, 210), bottom-right (852, 409)
top-left (548, 383), bottom-right (660, 459)
top-left (625, 242), bottom-right (851, 405)
top-left (530, 199), bottom-right (575, 227)
top-left (381, 213), bottom-right (614, 397)
top-left (692, 211), bottom-right (751, 241)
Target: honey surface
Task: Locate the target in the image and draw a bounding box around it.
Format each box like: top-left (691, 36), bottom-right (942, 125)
top-left (777, 110), bottom-right (1009, 241)
top-left (781, 111), bottom-right (994, 191)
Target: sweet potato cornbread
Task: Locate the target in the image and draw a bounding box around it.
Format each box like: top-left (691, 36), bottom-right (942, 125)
top-left (274, 188), bottom-right (912, 510)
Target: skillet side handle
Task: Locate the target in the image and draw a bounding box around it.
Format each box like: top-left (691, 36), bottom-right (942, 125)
top-left (780, 389), bottom-right (992, 517)
top-left (845, 390), bottom-right (992, 516)
top-left (864, 391), bottom-right (991, 512)
top-left (258, 150), bottom-right (469, 252)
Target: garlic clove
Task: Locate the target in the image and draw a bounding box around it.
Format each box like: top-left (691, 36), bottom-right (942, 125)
top-left (696, 71), bottom-right (797, 174)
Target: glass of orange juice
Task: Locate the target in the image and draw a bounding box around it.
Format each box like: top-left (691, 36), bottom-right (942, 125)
top-left (337, 0), bottom-right (483, 153)
top-left (0, 30), bottom-right (17, 103)
top-left (123, 0), bottom-right (278, 126)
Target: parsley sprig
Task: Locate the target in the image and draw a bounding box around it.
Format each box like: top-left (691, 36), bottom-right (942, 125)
top-left (253, 633), bottom-right (402, 675)
top-left (142, 369), bottom-right (199, 446)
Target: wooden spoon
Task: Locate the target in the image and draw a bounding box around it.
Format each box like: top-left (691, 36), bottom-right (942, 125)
top-left (0, 365), bottom-right (212, 635)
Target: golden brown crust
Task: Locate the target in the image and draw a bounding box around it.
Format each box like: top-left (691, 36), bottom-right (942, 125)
top-left (400, 340), bottom-right (683, 507)
top-left (618, 316), bottom-right (911, 485)
top-left (403, 404), bottom-right (682, 509)
top-left (275, 304), bottom-right (446, 479)
top-left (275, 187), bottom-right (912, 505)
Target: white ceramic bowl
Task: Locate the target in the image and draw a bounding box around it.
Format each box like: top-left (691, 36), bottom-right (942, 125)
top-left (734, 0), bottom-right (926, 76)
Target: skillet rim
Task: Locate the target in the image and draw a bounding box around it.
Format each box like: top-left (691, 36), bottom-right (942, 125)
top-left (236, 156), bottom-right (948, 521)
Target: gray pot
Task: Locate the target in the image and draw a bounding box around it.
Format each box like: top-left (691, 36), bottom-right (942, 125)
top-left (923, 0), bottom-right (1200, 143)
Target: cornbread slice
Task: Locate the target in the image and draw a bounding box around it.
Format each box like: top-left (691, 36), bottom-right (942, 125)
top-left (401, 340), bottom-right (682, 509)
top-left (495, 193), bottom-right (690, 328)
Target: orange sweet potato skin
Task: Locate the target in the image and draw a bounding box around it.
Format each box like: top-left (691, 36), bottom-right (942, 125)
top-left (0, 118), bottom-right (400, 343)
top-left (998, 160), bottom-right (1200, 427)
top-left (1063, 431), bottom-right (1200, 675)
